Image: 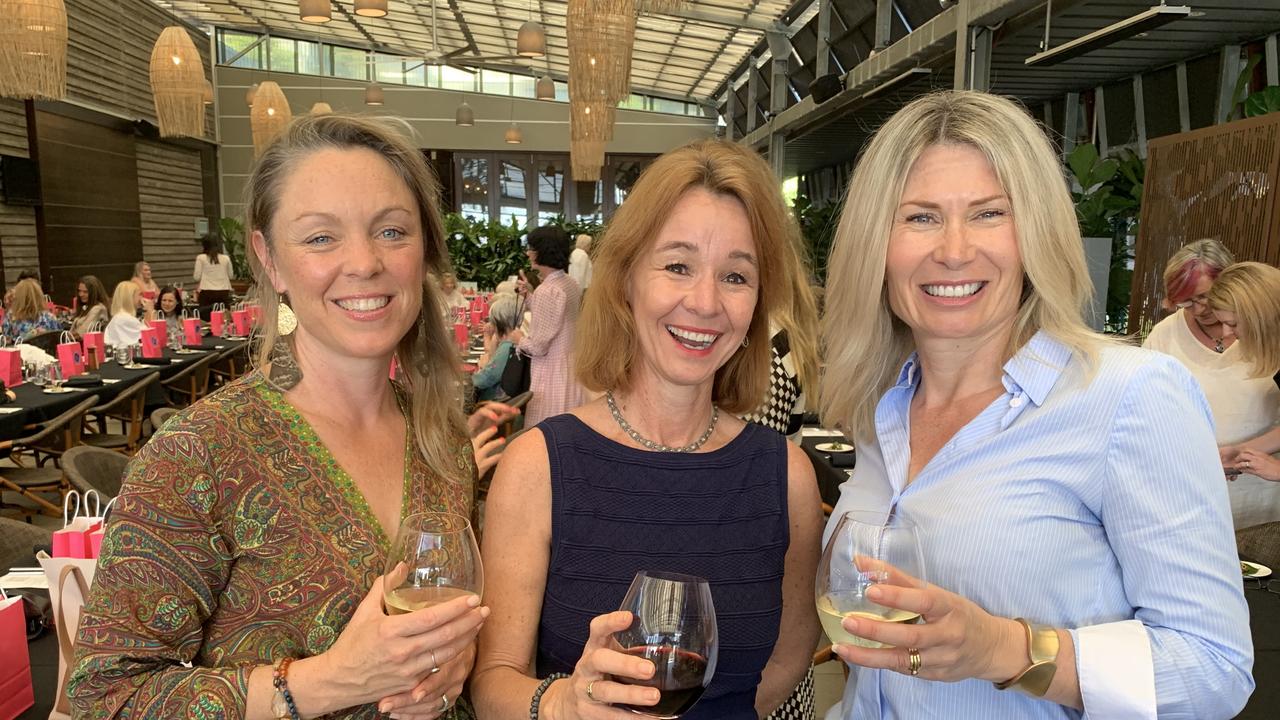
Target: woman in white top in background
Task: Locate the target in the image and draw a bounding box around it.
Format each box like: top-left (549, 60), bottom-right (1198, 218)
top-left (440, 273), bottom-right (469, 317)
top-left (194, 235), bottom-right (234, 319)
top-left (568, 233), bottom-right (592, 290)
top-left (1143, 239), bottom-right (1280, 528)
top-left (104, 280), bottom-right (154, 348)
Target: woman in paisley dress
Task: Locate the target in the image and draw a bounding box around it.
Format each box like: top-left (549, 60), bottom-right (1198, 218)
top-left (69, 114), bottom-right (487, 719)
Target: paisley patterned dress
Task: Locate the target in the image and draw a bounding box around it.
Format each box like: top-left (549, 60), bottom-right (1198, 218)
top-left (68, 371), bottom-right (475, 719)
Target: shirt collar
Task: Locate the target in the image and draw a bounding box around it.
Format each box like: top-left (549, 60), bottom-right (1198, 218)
top-left (889, 330), bottom-right (1074, 407)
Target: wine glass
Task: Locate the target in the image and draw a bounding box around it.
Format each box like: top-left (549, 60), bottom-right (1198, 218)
top-left (611, 571), bottom-right (718, 719)
top-left (383, 512), bottom-right (483, 616)
top-left (816, 509), bottom-right (927, 649)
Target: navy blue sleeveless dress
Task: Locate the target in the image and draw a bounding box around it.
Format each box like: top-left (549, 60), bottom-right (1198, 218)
top-left (535, 414), bottom-right (790, 719)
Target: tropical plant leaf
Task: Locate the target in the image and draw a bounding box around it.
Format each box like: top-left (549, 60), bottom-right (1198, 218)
top-left (1244, 86), bottom-right (1280, 118)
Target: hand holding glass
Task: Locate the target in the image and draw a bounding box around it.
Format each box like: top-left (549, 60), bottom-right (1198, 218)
top-left (817, 510), bottom-right (927, 649)
top-left (383, 512), bottom-right (483, 616)
top-left (611, 571), bottom-right (718, 719)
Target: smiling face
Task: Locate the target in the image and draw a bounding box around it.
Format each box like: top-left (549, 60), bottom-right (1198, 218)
top-left (627, 187), bottom-right (759, 392)
top-left (77, 283), bottom-right (88, 305)
top-left (140, 264), bottom-right (152, 281)
top-left (159, 291), bottom-right (178, 314)
top-left (252, 147), bottom-right (425, 364)
top-left (885, 143), bottom-right (1023, 346)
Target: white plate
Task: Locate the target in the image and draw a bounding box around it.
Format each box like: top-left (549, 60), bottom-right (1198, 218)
top-left (122, 363), bottom-right (149, 370)
top-left (1242, 561), bottom-right (1272, 579)
top-left (175, 348), bottom-right (204, 355)
top-left (815, 441), bottom-right (854, 453)
top-left (42, 386), bottom-right (76, 394)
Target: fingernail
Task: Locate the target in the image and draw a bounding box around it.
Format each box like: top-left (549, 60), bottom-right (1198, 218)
top-left (867, 585), bottom-right (883, 600)
top-left (831, 643), bottom-right (843, 654)
top-left (479, 606), bottom-right (491, 617)
top-left (379, 701), bottom-right (392, 713)
top-left (467, 594), bottom-right (481, 607)
top-left (413, 689), bottom-right (426, 702)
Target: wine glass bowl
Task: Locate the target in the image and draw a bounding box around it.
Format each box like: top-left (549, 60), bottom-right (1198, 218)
top-left (383, 512), bottom-right (483, 615)
top-left (816, 510), bottom-right (927, 649)
top-left (612, 571), bottom-right (718, 719)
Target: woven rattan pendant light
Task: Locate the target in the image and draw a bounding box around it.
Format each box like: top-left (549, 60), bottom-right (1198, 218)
top-left (365, 81), bottom-right (384, 106)
top-left (455, 100), bottom-right (475, 127)
top-left (638, 0), bottom-right (688, 13)
top-left (203, 79), bottom-right (214, 105)
top-left (535, 75), bottom-right (554, 100)
top-left (310, 101), bottom-right (333, 114)
top-left (250, 81), bottom-right (291, 156)
top-left (246, 82), bottom-right (259, 106)
top-left (299, 0), bottom-right (331, 23)
top-left (0, 0), bottom-right (68, 100)
top-left (566, 0), bottom-right (634, 179)
top-left (149, 26), bottom-right (205, 137)
top-left (354, 0), bottom-right (387, 18)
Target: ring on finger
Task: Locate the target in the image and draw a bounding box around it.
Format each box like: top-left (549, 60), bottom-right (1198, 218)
top-left (907, 647), bottom-right (922, 677)
top-left (441, 693), bottom-right (450, 711)
top-left (429, 648), bottom-right (440, 674)
top-left (586, 679), bottom-right (599, 702)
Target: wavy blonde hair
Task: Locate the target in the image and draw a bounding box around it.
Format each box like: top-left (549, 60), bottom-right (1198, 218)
top-left (576, 139), bottom-right (805, 414)
top-left (109, 281), bottom-right (140, 318)
top-left (9, 279), bottom-right (45, 322)
top-left (821, 90), bottom-right (1108, 441)
top-left (1207, 261), bottom-right (1280, 378)
top-left (243, 113), bottom-right (467, 481)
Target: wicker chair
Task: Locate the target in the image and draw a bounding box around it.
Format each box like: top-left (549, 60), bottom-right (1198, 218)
top-left (83, 371), bottom-right (160, 454)
top-left (150, 407), bottom-right (179, 436)
top-left (161, 352), bottom-right (217, 408)
top-left (1238, 521), bottom-right (1280, 568)
top-left (61, 445), bottom-right (129, 499)
top-left (0, 517), bottom-right (52, 574)
top-left (0, 395), bottom-right (98, 518)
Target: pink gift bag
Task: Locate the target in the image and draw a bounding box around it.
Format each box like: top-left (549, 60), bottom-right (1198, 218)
top-left (453, 322), bottom-right (468, 350)
top-left (140, 326), bottom-right (163, 358)
top-left (56, 331), bottom-right (85, 379)
top-left (148, 319), bottom-right (166, 338)
top-left (232, 308), bottom-right (250, 337)
top-left (81, 324), bottom-right (105, 365)
top-left (0, 591), bottom-right (34, 720)
top-left (183, 315), bottom-right (202, 345)
top-left (51, 492), bottom-right (101, 559)
top-left (0, 348), bottom-right (21, 387)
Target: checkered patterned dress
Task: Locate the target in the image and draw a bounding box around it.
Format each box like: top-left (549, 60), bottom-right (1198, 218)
top-left (743, 329), bottom-right (805, 436)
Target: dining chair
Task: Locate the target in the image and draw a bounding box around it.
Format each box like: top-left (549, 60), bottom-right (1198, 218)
top-left (209, 344), bottom-right (249, 388)
top-left (0, 394), bottom-right (98, 518)
top-left (150, 407), bottom-right (178, 436)
top-left (499, 390), bottom-right (533, 438)
top-left (0, 517), bottom-right (52, 573)
top-left (61, 445), bottom-right (129, 499)
top-left (22, 330), bottom-right (62, 356)
top-left (161, 353), bottom-right (217, 408)
top-left (83, 372), bottom-right (159, 454)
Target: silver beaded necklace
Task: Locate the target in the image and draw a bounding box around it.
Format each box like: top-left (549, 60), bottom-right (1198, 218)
top-left (605, 390), bottom-right (719, 453)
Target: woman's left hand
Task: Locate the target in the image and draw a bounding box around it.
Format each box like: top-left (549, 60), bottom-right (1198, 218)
top-left (1231, 448), bottom-right (1280, 482)
top-left (377, 642), bottom-right (477, 719)
top-left (832, 564), bottom-right (1026, 684)
top-left (468, 402), bottom-right (520, 438)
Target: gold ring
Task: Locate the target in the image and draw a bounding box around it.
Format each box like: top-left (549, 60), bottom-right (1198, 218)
top-left (441, 693), bottom-right (450, 711)
top-left (429, 648), bottom-right (440, 674)
top-left (586, 679), bottom-right (599, 702)
top-left (908, 648), bottom-right (922, 676)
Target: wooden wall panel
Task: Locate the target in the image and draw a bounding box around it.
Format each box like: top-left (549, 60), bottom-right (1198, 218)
top-left (34, 111), bottom-right (142, 302)
top-left (0, 100), bottom-right (38, 289)
top-left (137, 140), bottom-right (203, 287)
top-left (1130, 113), bottom-right (1280, 335)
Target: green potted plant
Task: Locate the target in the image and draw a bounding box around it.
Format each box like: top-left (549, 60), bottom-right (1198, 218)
top-left (217, 217), bottom-right (253, 294)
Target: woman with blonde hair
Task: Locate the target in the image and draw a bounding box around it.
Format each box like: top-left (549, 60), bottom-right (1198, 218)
top-left (474, 139), bottom-right (821, 719)
top-left (71, 114), bottom-right (486, 719)
top-left (0, 278), bottom-right (60, 344)
top-left (1210, 261), bottom-right (1280, 483)
top-left (1143, 240), bottom-right (1280, 526)
top-left (820, 91), bottom-right (1250, 718)
top-left (103, 280), bottom-right (152, 348)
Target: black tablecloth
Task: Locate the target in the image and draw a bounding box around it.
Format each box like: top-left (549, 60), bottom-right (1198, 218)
top-left (801, 434), bottom-right (853, 508)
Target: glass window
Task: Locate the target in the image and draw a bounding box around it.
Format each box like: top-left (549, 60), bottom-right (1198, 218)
top-left (652, 97), bottom-right (686, 115)
top-left (482, 69), bottom-right (512, 95)
top-left (297, 40), bottom-right (321, 75)
top-left (498, 160), bottom-right (528, 228)
top-left (376, 55), bottom-right (405, 84)
top-left (612, 159), bottom-right (646, 207)
top-left (574, 178), bottom-right (603, 223)
top-left (621, 94), bottom-right (646, 111)
top-left (460, 157), bottom-right (490, 222)
top-left (535, 159), bottom-right (565, 225)
top-left (332, 46), bottom-right (367, 80)
top-left (404, 60), bottom-right (425, 86)
top-left (512, 74), bottom-right (536, 99)
top-left (426, 65), bottom-right (441, 88)
top-left (219, 29), bottom-right (262, 69)
top-left (441, 65), bottom-right (477, 92)
top-left (555, 80), bottom-right (569, 102)
top-left (269, 37), bottom-right (297, 73)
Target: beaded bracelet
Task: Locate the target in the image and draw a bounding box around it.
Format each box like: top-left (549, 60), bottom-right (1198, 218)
top-left (529, 672), bottom-right (570, 719)
top-left (271, 657), bottom-right (301, 720)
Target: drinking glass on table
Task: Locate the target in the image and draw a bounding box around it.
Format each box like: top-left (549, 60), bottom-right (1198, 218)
top-left (47, 363), bottom-right (64, 391)
top-left (816, 510), bottom-right (927, 649)
top-left (383, 512), bottom-right (483, 615)
top-left (611, 571), bottom-right (718, 719)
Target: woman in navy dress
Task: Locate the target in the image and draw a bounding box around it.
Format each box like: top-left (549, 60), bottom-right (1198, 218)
top-left (473, 139), bottom-right (822, 720)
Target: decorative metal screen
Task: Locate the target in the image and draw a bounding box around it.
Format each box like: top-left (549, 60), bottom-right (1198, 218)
top-left (1129, 113), bottom-right (1280, 335)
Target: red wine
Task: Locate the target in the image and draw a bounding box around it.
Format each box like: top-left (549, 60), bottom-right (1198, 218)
top-left (614, 645), bottom-right (708, 718)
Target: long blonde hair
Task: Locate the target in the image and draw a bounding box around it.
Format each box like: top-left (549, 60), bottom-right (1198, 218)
top-left (821, 91), bottom-right (1108, 441)
top-left (109, 281), bottom-right (140, 317)
top-left (575, 139), bottom-right (802, 414)
top-left (1207, 261), bottom-right (1280, 378)
top-left (9, 279), bottom-right (45, 322)
top-left (243, 113), bottom-right (468, 481)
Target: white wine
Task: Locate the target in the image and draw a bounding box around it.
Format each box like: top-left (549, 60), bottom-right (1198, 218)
top-left (384, 586), bottom-right (477, 615)
top-left (817, 593), bottom-right (920, 649)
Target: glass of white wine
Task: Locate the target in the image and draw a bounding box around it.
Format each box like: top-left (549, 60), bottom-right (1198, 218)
top-left (816, 509), bottom-right (927, 649)
top-left (383, 512), bottom-right (483, 616)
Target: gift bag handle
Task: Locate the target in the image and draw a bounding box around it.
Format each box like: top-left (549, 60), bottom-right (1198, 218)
top-left (82, 488), bottom-right (101, 518)
top-left (54, 564), bottom-right (91, 714)
top-left (60, 330), bottom-right (77, 345)
top-left (100, 496), bottom-right (117, 522)
top-left (62, 490), bottom-right (82, 527)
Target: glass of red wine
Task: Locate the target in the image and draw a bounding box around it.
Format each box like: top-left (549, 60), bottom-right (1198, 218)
top-left (612, 570), bottom-right (717, 719)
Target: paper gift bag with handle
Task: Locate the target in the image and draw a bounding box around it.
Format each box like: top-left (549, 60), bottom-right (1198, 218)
top-left (81, 323), bottom-right (105, 370)
top-left (0, 347), bottom-right (21, 387)
top-left (37, 551), bottom-right (96, 720)
top-left (182, 310), bottom-right (202, 346)
top-left (56, 331), bottom-right (85, 379)
top-left (140, 325), bottom-right (163, 358)
top-left (148, 318), bottom-right (167, 339)
top-left (0, 590), bottom-right (35, 720)
top-left (231, 303), bottom-right (250, 337)
top-left (52, 491), bottom-right (103, 559)
top-left (209, 302), bottom-right (227, 336)
top-left (88, 497), bottom-right (115, 559)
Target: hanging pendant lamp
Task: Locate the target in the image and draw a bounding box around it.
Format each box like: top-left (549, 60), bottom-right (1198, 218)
top-left (455, 101), bottom-right (474, 127)
top-left (354, 0), bottom-right (388, 18)
top-left (246, 82), bottom-right (259, 106)
top-left (504, 123), bottom-right (524, 144)
top-left (535, 75), bottom-right (554, 100)
top-left (310, 101), bottom-right (333, 114)
top-left (149, 26), bottom-right (205, 138)
top-left (299, 0), bottom-right (331, 23)
top-left (250, 81), bottom-right (292, 156)
top-left (0, 0), bottom-right (68, 100)
top-left (364, 82), bottom-right (384, 106)
top-left (203, 79), bottom-right (214, 105)
top-left (517, 21), bottom-right (546, 58)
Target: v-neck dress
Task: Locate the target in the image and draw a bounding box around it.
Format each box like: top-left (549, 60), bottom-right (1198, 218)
top-left (69, 370), bottom-right (475, 719)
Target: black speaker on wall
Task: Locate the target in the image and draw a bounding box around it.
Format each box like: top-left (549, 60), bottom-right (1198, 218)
top-left (808, 74), bottom-right (843, 104)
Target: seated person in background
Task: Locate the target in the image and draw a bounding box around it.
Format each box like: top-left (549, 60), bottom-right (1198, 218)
top-left (131, 260), bottom-right (160, 303)
top-left (472, 292), bottom-right (523, 402)
top-left (1212, 261), bottom-right (1280, 483)
top-left (104, 280), bottom-right (154, 348)
top-left (1, 278), bottom-right (61, 344)
top-left (70, 275), bottom-right (110, 336)
top-left (3, 268), bottom-right (42, 309)
top-left (441, 272), bottom-right (469, 315)
top-left (157, 285), bottom-right (184, 331)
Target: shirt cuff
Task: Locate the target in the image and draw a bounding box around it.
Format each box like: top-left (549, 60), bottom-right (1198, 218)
top-left (1071, 620), bottom-right (1155, 720)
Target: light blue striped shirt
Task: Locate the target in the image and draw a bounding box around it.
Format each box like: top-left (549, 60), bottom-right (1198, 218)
top-left (827, 331), bottom-right (1254, 719)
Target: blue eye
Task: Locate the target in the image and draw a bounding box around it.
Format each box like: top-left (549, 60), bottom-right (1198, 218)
top-left (976, 209), bottom-right (1007, 220)
top-left (380, 228), bottom-right (406, 240)
top-left (305, 234), bottom-right (333, 246)
top-left (905, 213), bottom-right (935, 224)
